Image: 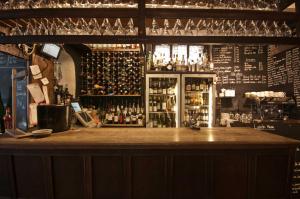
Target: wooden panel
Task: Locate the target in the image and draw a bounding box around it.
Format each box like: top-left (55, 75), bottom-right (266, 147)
top-left (0, 156), bottom-right (13, 198)
top-left (255, 155), bottom-right (290, 199)
top-left (13, 156), bottom-right (47, 199)
top-left (52, 156), bottom-right (84, 199)
top-left (213, 154), bottom-right (248, 199)
top-left (172, 155), bottom-right (208, 199)
top-left (132, 156), bottom-right (167, 199)
top-left (92, 156), bottom-right (124, 199)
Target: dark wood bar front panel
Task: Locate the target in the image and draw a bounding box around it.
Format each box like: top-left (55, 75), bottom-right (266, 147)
top-left (0, 150), bottom-right (294, 199)
top-left (0, 128), bottom-right (298, 199)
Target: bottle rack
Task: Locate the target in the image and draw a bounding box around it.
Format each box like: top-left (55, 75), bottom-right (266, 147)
top-left (80, 49), bottom-right (143, 96)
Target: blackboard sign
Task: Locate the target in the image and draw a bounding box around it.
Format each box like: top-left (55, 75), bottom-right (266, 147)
top-left (0, 52), bottom-right (26, 68)
top-left (16, 74), bottom-right (28, 131)
top-left (268, 47), bottom-right (300, 107)
top-left (212, 45), bottom-right (267, 86)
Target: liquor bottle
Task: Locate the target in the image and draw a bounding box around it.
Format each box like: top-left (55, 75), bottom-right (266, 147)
top-left (191, 79), bottom-right (196, 91)
top-left (162, 96), bottom-right (167, 111)
top-left (156, 97), bottom-right (161, 112)
top-left (153, 114), bottom-right (158, 128)
top-left (114, 105), bottom-right (119, 124)
top-left (148, 114), bottom-right (153, 128)
top-left (157, 79), bottom-right (162, 94)
top-left (0, 92), bottom-right (5, 133)
top-left (161, 114), bottom-right (166, 128)
top-left (131, 103), bottom-right (137, 124)
top-left (153, 97), bottom-right (157, 112)
top-left (3, 106), bottom-right (12, 130)
top-left (162, 80), bottom-right (167, 95)
top-left (157, 114), bottom-right (162, 128)
top-left (107, 107), bottom-right (113, 124)
top-left (125, 107), bottom-right (131, 124)
top-left (186, 79), bottom-right (191, 91)
top-left (149, 79), bottom-right (153, 94)
top-left (166, 61), bottom-right (173, 71)
top-left (149, 96), bottom-right (153, 112)
top-left (137, 104), bottom-right (144, 126)
top-left (153, 80), bottom-right (157, 94)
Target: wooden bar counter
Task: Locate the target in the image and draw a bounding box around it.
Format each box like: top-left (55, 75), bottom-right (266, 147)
top-left (0, 127), bottom-right (299, 199)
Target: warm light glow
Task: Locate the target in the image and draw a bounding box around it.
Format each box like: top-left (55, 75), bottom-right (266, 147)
top-left (208, 84), bottom-right (213, 128)
top-left (208, 132), bottom-right (214, 142)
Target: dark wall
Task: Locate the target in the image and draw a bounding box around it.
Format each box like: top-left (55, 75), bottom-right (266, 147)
top-left (0, 52), bottom-right (26, 107)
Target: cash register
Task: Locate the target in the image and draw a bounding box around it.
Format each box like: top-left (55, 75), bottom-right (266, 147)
top-left (71, 102), bottom-right (97, 128)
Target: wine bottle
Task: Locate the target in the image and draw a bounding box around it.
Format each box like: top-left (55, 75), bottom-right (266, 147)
top-left (149, 96), bottom-right (153, 112)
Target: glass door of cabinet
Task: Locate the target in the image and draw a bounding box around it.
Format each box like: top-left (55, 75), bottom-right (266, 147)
top-left (146, 74), bottom-right (180, 128)
top-left (181, 74), bottom-right (216, 128)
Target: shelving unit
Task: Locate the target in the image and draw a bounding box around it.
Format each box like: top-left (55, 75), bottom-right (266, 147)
top-left (0, 0), bottom-right (299, 44)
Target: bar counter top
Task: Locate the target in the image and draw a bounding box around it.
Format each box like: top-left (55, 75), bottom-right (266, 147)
top-left (0, 127), bottom-right (299, 150)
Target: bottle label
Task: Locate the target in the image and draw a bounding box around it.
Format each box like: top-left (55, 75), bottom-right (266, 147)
top-left (114, 116), bottom-right (119, 123)
top-left (162, 102), bottom-right (167, 111)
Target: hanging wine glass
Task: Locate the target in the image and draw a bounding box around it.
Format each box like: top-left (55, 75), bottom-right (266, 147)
top-left (148, 0), bottom-right (158, 8)
top-left (212, 19), bottom-right (223, 36)
top-left (149, 18), bottom-right (160, 35)
top-left (174, 0), bottom-right (183, 8)
top-left (256, 0), bottom-right (268, 10)
top-left (162, 19), bottom-right (170, 35)
top-left (173, 19), bottom-right (183, 35)
top-left (268, 21), bottom-right (281, 37)
top-left (247, 20), bottom-right (259, 36)
top-left (114, 0), bottom-right (123, 8)
top-left (113, 18), bottom-right (125, 35)
top-left (238, 0), bottom-right (247, 10)
top-left (126, 18), bottom-right (137, 35)
top-left (196, 19), bottom-right (207, 36)
top-left (161, 0), bottom-right (172, 7)
top-left (88, 18), bottom-right (101, 35)
top-left (195, 0), bottom-right (209, 8)
top-left (235, 20), bottom-right (246, 36)
top-left (127, 0), bottom-right (136, 7)
top-left (24, 22), bottom-right (34, 35)
top-left (102, 0), bottom-right (113, 8)
top-left (258, 20), bottom-right (268, 36)
top-left (184, 19), bottom-right (196, 36)
top-left (269, 0), bottom-right (279, 11)
top-left (49, 19), bottom-right (57, 35)
top-left (185, 0), bottom-right (195, 8)
top-left (280, 22), bottom-right (292, 37)
top-left (102, 18), bottom-right (114, 35)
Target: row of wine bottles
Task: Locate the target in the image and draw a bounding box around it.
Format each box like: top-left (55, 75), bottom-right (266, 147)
top-left (183, 108), bottom-right (209, 127)
top-left (80, 50), bottom-right (143, 95)
top-left (99, 102), bottom-right (145, 125)
top-left (149, 78), bottom-right (177, 95)
top-left (148, 113), bottom-right (176, 128)
top-left (149, 95), bottom-right (176, 112)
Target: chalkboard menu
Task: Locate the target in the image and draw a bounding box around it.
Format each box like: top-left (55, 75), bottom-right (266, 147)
top-left (0, 52), bottom-right (26, 68)
top-left (268, 47), bottom-right (300, 107)
top-left (212, 45), bottom-right (267, 85)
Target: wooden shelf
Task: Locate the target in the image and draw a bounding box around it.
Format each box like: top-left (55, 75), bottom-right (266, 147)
top-left (145, 8), bottom-right (299, 21)
top-left (80, 94), bottom-right (142, 97)
top-left (101, 124), bottom-right (144, 127)
top-left (0, 8), bottom-right (139, 19)
top-left (146, 71), bottom-right (216, 74)
top-left (144, 36), bottom-right (300, 45)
